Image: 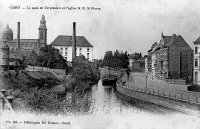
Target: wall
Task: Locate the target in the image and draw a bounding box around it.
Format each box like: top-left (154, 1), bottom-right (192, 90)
top-left (116, 83), bottom-right (200, 115)
top-left (54, 46), bottom-right (93, 62)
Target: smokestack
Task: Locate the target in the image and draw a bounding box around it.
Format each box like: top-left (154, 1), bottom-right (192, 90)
top-left (72, 22), bottom-right (76, 60)
top-left (17, 22), bottom-right (20, 51)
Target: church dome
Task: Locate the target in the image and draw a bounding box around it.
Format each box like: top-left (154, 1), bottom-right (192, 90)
top-left (1, 25), bottom-right (13, 40)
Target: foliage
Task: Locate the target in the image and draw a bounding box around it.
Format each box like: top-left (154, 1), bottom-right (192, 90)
top-left (129, 52), bottom-right (142, 60)
top-left (27, 50), bottom-right (38, 66)
top-left (25, 45), bottom-right (68, 69)
top-left (72, 55), bottom-right (98, 81)
top-left (102, 50), bottom-right (129, 69)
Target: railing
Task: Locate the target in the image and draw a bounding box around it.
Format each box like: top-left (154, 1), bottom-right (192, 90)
top-left (0, 89), bottom-right (15, 112)
top-left (120, 82), bottom-right (200, 105)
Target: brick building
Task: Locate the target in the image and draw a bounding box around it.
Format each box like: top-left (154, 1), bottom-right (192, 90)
top-left (146, 33), bottom-right (193, 82)
top-left (193, 37), bottom-right (200, 85)
top-left (0, 15), bottom-right (47, 57)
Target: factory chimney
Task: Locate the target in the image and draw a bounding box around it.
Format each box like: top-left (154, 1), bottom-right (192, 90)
top-left (72, 22), bottom-right (76, 61)
top-left (17, 22), bottom-right (20, 51)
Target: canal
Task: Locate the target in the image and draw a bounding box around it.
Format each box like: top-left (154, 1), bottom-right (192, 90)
top-left (79, 79), bottom-right (179, 115)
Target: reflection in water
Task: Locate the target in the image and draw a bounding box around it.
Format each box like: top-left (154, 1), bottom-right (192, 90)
top-left (77, 80), bottom-right (178, 116)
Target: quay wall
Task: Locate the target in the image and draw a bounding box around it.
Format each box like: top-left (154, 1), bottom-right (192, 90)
top-left (116, 83), bottom-right (200, 115)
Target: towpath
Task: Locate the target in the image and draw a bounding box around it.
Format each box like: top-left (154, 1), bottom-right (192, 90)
top-left (121, 72), bottom-right (200, 103)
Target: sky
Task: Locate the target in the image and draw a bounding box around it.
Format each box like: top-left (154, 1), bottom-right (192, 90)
top-left (0, 0), bottom-right (200, 59)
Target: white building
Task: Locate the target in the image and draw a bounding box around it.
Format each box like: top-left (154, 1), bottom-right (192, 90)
top-left (193, 37), bottom-right (200, 85)
top-left (50, 35), bottom-right (93, 62)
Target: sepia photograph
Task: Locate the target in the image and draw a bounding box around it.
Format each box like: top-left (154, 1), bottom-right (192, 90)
top-left (0, 0), bottom-right (200, 129)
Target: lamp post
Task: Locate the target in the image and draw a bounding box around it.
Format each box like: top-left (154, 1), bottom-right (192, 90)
top-left (145, 74), bottom-right (148, 89)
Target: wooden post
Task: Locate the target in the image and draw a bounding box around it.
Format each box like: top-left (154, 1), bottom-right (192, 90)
top-left (0, 89), bottom-right (6, 96)
top-left (181, 94), bottom-right (182, 100)
top-left (175, 93), bottom-right (176, 99)
top-left (0, 97), bottom-right (4, 111)
top-left (6, 96), bottom-right (14, 110)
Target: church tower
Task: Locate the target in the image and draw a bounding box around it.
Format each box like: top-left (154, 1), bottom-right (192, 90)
top-left (38, 14), bottom-right (47, 48)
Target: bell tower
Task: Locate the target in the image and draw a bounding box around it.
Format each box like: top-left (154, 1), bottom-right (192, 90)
top-left (38, 14), bottom-right (47, 48)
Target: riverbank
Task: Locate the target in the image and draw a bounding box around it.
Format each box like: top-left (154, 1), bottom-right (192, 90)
top-left (116, 72), bottom-right (200, 116)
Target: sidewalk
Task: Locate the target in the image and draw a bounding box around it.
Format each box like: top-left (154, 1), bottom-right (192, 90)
top-left (127, 72), bottom-right (188, 91)
top-left (121, 72), bottom-right (200, 103)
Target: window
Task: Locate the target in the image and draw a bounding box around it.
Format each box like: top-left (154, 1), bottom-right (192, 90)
top-left (65, 57), bottom-right (67, 60)
top-left (40, 33), bottom-right (43, 39)
top-left (65, 48), bottom-right (67, 51)
top-left (87, 48), bottom-right (89, 52)
top-left (25, 43), bottom-right (29, 47)
top-left (195, 47), bottom-right (198, 54)
top-left (80, 48), bottom-right (82, 52)
top-left (65, 52), bottom-right (67, 56)
top-left (79, 53), bottom-right (81, 56)
top-left (87, 53), bottom-right (89, 59)
top-left (60, 47), bottom-right (63, 50)
top-left (195, 59), bottom-right (198, 67)
top-left (60, 52), bottom-right (63, 55)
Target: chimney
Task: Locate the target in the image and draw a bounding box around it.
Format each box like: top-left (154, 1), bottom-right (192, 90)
top-left (17, 22), bottom-right (20, 51)
top-left (172, 34), bottom-right (176, 42)
top-left (72, 22), bottom-right (76, 60)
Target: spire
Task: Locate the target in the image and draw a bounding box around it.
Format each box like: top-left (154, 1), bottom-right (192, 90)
top-left (39, 14), bottom-right (46, 29)
top-left (161, 32), bottom-right (164, 38)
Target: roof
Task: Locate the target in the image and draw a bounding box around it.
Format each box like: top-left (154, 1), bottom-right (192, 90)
top-left (194, 36), bottom-right (200, 44)
top-left (163, 36), bottom-right (172, 46)
top-left (50, 35), bottom-right (93, 47)
top-left (9, 39), bottom-right (38, 43)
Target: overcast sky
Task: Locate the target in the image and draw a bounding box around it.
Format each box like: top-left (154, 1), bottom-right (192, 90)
top-left (0, 0), bottom-right (200, 59)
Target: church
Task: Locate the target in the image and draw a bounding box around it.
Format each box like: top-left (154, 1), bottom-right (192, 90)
top-left (0, 14), bottom-right (47, 58)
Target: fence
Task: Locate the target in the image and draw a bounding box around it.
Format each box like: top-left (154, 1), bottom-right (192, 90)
top-left (0, 89), bottom-right (14, 112)
top-left (121, 83), bottom-right (200, 105)
top-left (166, 79), bottom-right (186, 85)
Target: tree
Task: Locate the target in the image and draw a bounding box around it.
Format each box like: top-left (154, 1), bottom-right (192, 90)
top-left (28, 50), bottom-right (38, 71)
top-left (38, 45), bottom-right (68, 69)
top-left (72, 55), bottom-right (95, 81)
top-left (102, 51), bottom-right (113, 67)
top-left (102, 50), bottom-right (129, 69)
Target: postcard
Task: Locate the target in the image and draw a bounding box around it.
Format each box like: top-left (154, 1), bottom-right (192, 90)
top-left (0, 0), bottom-right (200, 129)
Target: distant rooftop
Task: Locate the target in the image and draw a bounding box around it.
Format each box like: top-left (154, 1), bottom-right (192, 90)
top-left (50, 35), bottom-right (93, 47)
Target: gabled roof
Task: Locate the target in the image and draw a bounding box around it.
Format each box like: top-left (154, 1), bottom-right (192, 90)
top-left (50, 35), bottom-right (93, 47)
top-left (163, 36), bottom-right (172, 46)
top-left (194, 36), bottom-right (200, 44)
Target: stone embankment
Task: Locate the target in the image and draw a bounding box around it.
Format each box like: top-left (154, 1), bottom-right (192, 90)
top-left (116, 72), bottom-right (200, 116)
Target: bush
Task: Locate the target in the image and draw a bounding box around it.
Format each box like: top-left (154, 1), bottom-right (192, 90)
top-left (187, 84), bottom-right (200, 92)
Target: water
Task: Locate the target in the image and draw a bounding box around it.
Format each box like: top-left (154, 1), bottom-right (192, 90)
top-left (81, 79), bottom-right (178, 116)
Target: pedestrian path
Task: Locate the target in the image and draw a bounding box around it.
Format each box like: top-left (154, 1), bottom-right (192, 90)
top-left (121, 72), bottom-right (200, 103)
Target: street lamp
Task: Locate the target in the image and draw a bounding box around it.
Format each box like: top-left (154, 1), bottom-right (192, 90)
top-left (145, 74), bottom-right (148, 89)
